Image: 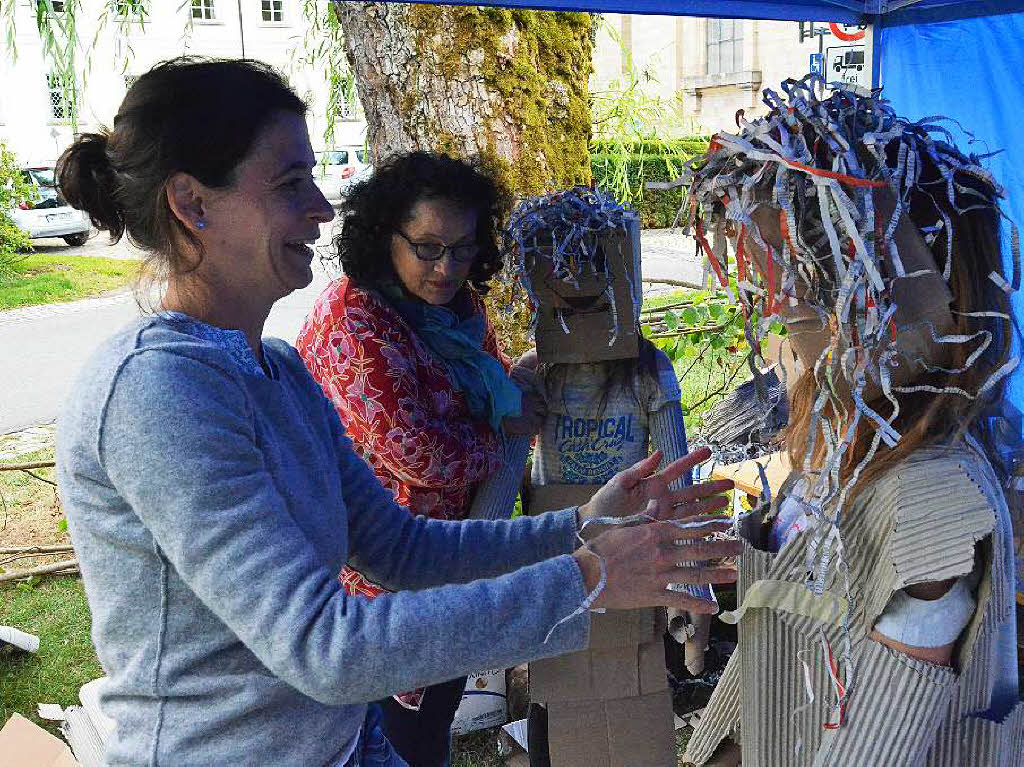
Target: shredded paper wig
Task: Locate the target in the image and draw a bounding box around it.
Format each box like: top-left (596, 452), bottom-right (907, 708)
top-left (685, 74), bottom-right (1021, 721)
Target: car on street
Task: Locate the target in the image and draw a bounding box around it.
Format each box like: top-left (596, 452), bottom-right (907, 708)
top-left (314, 147), bottom-right (371, 203)
top-left (10, 166), bottom-right (91, 246)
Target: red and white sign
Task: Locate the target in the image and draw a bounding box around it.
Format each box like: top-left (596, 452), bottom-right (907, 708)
top-left (830, 22), bottom-right (867, 42)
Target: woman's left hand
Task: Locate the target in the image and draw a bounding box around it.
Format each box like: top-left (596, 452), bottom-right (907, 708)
top-left (502, 390), bottom-right (546, 435)
top-left (579, 447), bottom-right (733, 525)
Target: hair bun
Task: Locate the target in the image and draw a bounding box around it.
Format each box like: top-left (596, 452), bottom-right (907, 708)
top-left (56, 131), bottom-right (125, 240)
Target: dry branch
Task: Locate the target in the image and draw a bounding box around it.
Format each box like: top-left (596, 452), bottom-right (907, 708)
top-left (0, 550), bottom-right (73, 567)
top-left (646, 323), bottom-right (727, 340)
top-left (0, 545), bottom-right (74, 554)
top-left (642, 277), bottom-right (703, 290)
top-left (0, 559), bottom-right (78, 583)
top-left (0, 460), bottom-right (56, 471)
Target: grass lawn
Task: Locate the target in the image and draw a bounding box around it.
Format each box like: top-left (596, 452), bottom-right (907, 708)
top-left (0, 253), bottom-right (137, 310)
top-left (0, 577), bottom-right (102, 735)
top-left (0, 439), bottom-right (95, 735)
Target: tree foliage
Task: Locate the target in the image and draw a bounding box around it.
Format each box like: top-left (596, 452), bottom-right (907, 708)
top-left (0, 142), bottom-right (36, 280)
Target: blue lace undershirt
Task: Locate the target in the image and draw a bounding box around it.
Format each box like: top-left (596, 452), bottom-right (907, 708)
top-left (155, 311), bottom-right (278, 380)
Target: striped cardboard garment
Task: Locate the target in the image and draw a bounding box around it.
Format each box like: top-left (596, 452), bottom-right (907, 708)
top-left (685, 443), bottom-right (1023, 766)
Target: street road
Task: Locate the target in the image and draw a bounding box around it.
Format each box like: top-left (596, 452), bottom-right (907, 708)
top-left (1, 227), bottom-right (702, 434)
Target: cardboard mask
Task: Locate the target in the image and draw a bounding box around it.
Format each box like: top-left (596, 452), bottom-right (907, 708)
top-left (528, 214), bottom-right (642, 364)
top-left (742, 195), bottom-right (956, 397)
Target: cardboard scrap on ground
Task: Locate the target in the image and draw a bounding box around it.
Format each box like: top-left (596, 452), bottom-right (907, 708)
top-left (0, 678), bottom-right (111, 767)
top-left (0, 714), bottom-right (78, 767)
top-left (502, 718), bottom-right (529, 751)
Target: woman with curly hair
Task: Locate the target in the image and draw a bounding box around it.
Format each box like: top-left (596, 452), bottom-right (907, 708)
top-left (297, 152), bottom-right (543, 766)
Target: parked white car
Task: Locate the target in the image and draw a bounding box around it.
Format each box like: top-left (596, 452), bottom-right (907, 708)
top-left (314, 148), bottom-right (372, 203)
top-left (10, 167), bottom-right (91, 246)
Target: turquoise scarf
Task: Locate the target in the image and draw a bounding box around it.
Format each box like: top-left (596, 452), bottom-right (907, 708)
top-left (382, 285), bottom-right (521, 433)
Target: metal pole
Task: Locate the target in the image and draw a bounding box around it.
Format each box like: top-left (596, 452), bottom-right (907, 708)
top-left (237, 0), bottom-right (246, 58)
top-left (870, 17), bottom-right (882, 90)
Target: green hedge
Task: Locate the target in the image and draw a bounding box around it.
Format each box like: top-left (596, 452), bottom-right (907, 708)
top-left (589, 137), bottom-right (711, 229)
top-left (590, 137), bottom-right (711, 157)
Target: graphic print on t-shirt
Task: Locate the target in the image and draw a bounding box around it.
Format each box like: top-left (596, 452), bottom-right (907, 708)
top-left (555, 413), bottom-right (637, 483)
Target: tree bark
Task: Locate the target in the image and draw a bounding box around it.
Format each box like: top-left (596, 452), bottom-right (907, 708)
top-left (332, 1), bottom-right (593, 196)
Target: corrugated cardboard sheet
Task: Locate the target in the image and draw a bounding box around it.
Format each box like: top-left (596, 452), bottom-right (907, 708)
top-left (546, 692), bottom-right (676, 767)
top-left (0, 714), bottom-right (79, 767)
top-left (528, 482), bottom-right (674, 764)
top-left (531, 217), bottom-right (642, 365)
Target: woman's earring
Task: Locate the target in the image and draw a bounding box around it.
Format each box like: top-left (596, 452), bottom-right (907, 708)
top-left (195, 219), bottom-right (206, 230)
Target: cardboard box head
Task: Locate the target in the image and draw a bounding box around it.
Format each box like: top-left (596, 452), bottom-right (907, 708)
top-left (526, 215), bottom-right (643, 364)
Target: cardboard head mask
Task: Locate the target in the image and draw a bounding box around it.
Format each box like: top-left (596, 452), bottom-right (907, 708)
top-left (509, 187), bottom-right (642, 364)
top-left (739, 194), bottom-right (956, 398)
top-left (685, 74), bottom-right (1018, 601)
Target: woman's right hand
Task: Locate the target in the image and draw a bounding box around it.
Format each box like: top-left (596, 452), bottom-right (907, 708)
top-left (572, 513), bottom-right (740, 613)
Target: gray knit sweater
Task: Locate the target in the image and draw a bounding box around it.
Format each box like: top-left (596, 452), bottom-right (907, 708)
top-left (56, 316), bottom-right (590, 766)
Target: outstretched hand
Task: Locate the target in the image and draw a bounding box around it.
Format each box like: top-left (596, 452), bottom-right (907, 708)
top-left (572, 447), bottom-right (740, 613)
top-left (572, 515), bottom-right (741, 613)
top-left (578, 447), bottom-right (733, 525)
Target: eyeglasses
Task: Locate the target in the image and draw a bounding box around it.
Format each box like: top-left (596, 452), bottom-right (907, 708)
top-left (394, 229), bottom-right (480, 264)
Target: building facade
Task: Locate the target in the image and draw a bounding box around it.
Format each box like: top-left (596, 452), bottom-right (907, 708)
top-left (0, 0), bottom-right (365, 166)
top-left (591, 14), bottom-right (872, 135)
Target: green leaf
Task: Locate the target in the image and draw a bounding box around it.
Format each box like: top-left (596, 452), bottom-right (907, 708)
top-left (663, 310), bottom-right (679, 331)
top-left (57, 518), bottom-right (68, 533)
top-left (709, 303), bottom-right (725, 320)
top-left (710, 334), bottom-right (726, 350)
top-left (681, 306), bottom-right (698, 325)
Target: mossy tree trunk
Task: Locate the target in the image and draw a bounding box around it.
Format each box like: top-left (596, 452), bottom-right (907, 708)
top-left (331, 1), bottom-right (593, 198)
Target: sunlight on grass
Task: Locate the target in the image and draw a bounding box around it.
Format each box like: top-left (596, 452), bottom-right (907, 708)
top-left (0, 254), bottom-right (137, 310)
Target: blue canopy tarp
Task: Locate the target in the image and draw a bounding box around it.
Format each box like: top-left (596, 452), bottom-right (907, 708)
top-left (421, 1), bottom-right (1024, 22)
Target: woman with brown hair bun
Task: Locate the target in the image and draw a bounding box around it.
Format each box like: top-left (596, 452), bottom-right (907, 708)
top-left (683, 77), bottom-right (1022, 766)
top-left (54, 57), bottom-right (740, 766)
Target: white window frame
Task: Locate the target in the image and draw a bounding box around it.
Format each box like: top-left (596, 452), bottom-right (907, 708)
top-left (259, 0), bottom-right (285, 25)
top-left (190, 0), bottom-right (218, 23)
top-left (706, 18), bottom-right (744, 76)
top-left (46, 72), bottom-right (75, 123)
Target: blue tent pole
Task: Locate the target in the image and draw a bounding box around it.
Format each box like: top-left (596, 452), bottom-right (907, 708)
top-left (870, 17), bottom-right (882, 89)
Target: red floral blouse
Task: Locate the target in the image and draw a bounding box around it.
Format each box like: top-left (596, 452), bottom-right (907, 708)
top-left (297, 277), bottom-right (508, 598)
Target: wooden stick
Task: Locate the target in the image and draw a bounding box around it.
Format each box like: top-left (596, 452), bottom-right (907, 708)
top-left (642, 277), bottom-right (704, 290)
top-left (0, 559), bottom-right (79, 583)
top-left (646, 323), bottom-right (727, 340)
top-left (639, 300), bottom-right (693, 316)
top-left (0, 545), bottom-right (74, 554)
top-left (0, 461), bottom-right (56, 472)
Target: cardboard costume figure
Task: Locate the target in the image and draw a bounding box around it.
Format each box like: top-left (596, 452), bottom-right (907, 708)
top-left (497, 188), bottom-right (699, 766)
top-left (678, 78), bottom-right (1023, 766)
